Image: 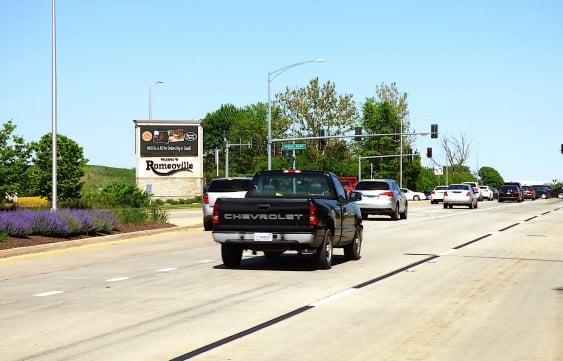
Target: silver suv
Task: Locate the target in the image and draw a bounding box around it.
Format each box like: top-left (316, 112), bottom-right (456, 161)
top-left (203, 177), bottom-right (252, 230)
top-left (354, 179), bottom-right (408, 220)
top-left (462, 181), bottom-right (483, 201)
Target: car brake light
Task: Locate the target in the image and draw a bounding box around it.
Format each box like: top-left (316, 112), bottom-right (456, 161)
top-left (212, 202), bottom-right (221, 225)
top-left (203, 193), bottom-right (209, 205)
top-left (309, 201), bottom-right (319, 226)
top-left (381, 191), bottom-right (394, 197)
top-left (443, 191), bottom-right (448, 196)
top-left (466, 192), bottom-right (471, 196)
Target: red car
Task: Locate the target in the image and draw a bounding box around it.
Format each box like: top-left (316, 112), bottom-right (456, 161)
top-left (522, 185), bottom-right (536, 200)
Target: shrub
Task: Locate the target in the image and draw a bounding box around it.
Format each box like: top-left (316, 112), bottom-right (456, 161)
top-left (0, 209), bottom-right (120, 238)
top-left (100, 183), bottom-right (150, 208)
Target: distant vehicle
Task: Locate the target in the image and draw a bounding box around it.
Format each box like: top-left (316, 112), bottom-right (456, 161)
top-left (462, 181), bottom-right (483, 201)
top-left (354, 179), bottom-right (408, 220)
top-left (479, 185), bottom-right (495, 201)
top-left (401, 188), bottom-right (426, 201)
top-left (430, 185), bottom-right (448, 204)
top-left (522, 185), bottom-right (536, 200)
top-left (202, 177), bottom-right (253, 231)
top-left (443, 183), bottom-right (478, 209)
top-left (498, 184), bottom-right (524, 202)
top-left (532, 185), bottom-right (552, 199)
top-left (339, 176), bottom-right (357, 195)
top-left (552, 186), bottom-right (563, 199)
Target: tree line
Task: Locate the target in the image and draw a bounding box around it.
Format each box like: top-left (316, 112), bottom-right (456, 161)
top-left (202, 80), bottom-right (505, 191)
top-left (1, 80), bottom-right (507, 205)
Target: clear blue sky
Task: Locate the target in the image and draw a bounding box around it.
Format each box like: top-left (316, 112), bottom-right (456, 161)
top-left (1, 1), bottom-right (562, 184)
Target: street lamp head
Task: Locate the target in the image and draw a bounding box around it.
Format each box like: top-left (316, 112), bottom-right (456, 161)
top-left (315, 58), bottom-right (324, 63)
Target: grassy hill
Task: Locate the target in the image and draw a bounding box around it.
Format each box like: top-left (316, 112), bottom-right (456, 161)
top-left (82, 165), bottom-right (135, 194)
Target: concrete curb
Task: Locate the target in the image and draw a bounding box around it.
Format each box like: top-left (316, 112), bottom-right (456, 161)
top-left (0, 223), bottom-right (202, 259)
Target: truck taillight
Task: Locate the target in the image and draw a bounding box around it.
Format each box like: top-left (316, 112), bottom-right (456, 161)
top-left (203, 193), bottom-right (209, 205)
top-left (308, 201), bottom-right (319, 226)
top-left (212, 202), bottom-right (220, 224)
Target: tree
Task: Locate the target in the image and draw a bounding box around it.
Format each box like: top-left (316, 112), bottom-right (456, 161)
top-left (479, 166), bottom-right (504, 188)
top-left (0, 120), bottom-right (32, 199)
top-left (375, 81), bottom-right (409, 124)
top-left (358, 99), bottom-right (400, 179)
top-left (275, 77), bottom-right (359, 162)
top-left (202, 103), bottom-right (269, 179)
top-left (441, 131), bottom-right (472, 173)
top-left (30, 133), bottom-right (89, 201)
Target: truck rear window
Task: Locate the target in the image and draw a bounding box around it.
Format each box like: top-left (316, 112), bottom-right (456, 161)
top-left (247, 174), bottom-right (334, 198)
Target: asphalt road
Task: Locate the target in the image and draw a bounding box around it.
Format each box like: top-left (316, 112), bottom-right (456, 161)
top-left (1, 200), bottom-right (562, 361)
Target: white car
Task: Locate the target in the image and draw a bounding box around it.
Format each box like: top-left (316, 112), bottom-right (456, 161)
top-left (202, 177), bottom-right (252, 231)
top-left (462, 181), bottom-right (483, 201)
top-left (401, 188), bottom-right (426, 201)
top-left (479, 185), bottom-right (494, 201)
top-left (443, 183), bottom-right (478, 209)
top-left (430, 185), bottom-right (448, 204)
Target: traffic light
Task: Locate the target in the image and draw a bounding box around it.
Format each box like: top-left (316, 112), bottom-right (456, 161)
top-left (561, 144), bottom-right (563, 154)
top-left (393, 125), bottom-right (400, 141)
top-left (426, 147), bottom-right (433, 158)
top-left (355, 127), bottom-right (362, 141)
top-left (407, 148), bottom-right (413, 163)
top-left (431, 124), bottom-right (438, 138)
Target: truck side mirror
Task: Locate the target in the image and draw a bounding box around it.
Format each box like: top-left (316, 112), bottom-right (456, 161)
top-left (349, 191), bottom-right (362, 201)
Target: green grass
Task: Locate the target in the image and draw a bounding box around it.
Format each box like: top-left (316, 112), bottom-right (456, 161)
top-left (82, 165), bottom-right (136, 194)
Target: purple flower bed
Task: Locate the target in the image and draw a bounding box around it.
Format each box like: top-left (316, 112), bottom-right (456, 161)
top-left (0, 209), bottom-right (120, 238)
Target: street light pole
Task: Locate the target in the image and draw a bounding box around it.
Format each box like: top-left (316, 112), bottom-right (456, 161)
top-left (148, 80), bottom-right (164, 120)
top-left (267, 58), bottom-right (323, 170)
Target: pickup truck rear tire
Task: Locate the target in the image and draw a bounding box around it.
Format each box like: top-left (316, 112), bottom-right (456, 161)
top-left (344, 226), bottom-right (362, 261)
top-left (315, 229), bottom-right (333, 269)
top-left (221, 244), bottom-right (243, 268)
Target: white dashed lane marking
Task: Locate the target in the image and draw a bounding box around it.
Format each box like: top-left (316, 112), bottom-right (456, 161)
top-left (33, 291), bottom-right (64, 297)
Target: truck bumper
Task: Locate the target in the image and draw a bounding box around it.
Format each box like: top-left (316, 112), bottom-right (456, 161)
top-left (212, 231), bottom-right (315, 245)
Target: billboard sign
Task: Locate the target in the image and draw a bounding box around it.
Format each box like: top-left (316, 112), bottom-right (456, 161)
top-left (139, 125), bottom-right (198, 157)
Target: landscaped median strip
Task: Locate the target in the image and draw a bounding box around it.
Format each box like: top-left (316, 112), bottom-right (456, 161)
top-left (0, 223), bottom-right (202, 261)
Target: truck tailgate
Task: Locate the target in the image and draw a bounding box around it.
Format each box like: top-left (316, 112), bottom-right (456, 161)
top-left (213, 198), bottom-right (312, 231)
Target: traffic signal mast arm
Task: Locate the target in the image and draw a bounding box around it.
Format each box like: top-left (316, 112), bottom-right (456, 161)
top-left (271, 130), bottom-right (436, 143)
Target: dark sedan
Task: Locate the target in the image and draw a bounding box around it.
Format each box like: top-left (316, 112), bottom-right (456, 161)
top-left (552, 186), bottom-right (563, 199)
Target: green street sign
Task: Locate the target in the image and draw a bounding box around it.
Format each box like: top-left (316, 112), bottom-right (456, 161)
top-left (282, 143), bottom-right (307, 150)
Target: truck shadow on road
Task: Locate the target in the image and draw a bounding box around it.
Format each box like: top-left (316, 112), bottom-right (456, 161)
top-left (213, 253), bottom-right (351, 271)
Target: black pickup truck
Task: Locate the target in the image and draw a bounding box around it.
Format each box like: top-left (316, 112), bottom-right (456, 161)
top-left (211, 169), bottom-right (363, 269)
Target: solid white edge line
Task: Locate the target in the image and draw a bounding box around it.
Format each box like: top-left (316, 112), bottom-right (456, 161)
top-left (308, 288), bottom-right (358, 307)
top-left (105, 277), bottom-right (130, 282)
top-left (33, 291), bottom-right (64, 297)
